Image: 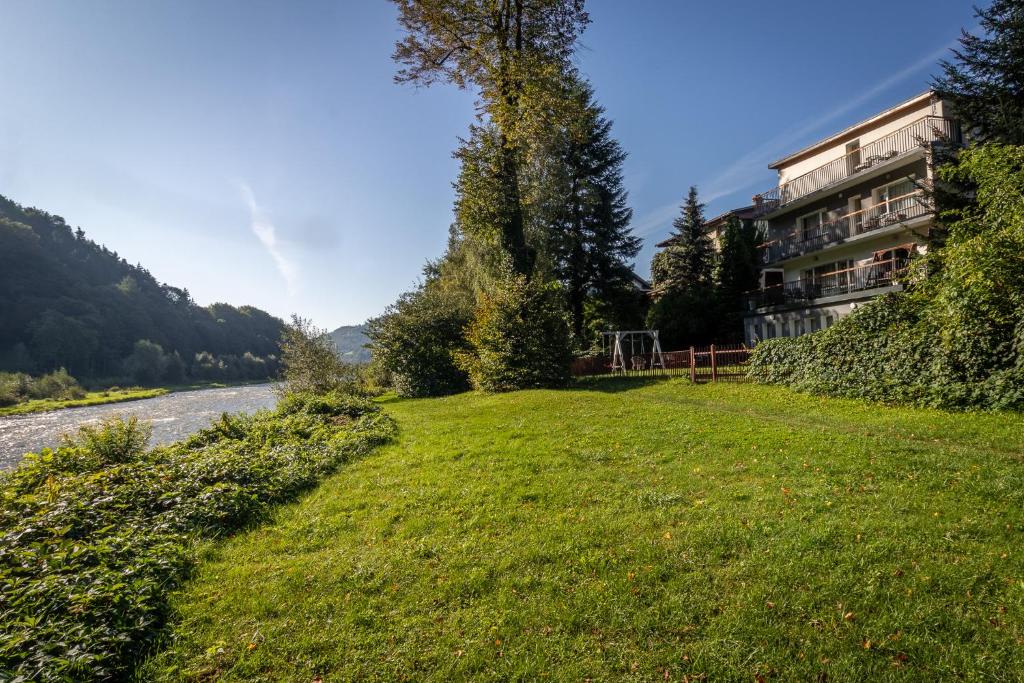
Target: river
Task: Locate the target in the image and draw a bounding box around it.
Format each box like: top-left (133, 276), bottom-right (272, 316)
top-left (0, 383), bottom-right (278, 471)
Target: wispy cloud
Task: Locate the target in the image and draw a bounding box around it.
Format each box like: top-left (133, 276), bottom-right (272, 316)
top-left (633, 36), bottom-right (964, 240)
top-left (238, 181), bottom-right (299, 295)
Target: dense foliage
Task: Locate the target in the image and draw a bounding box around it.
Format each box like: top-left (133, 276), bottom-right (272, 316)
top-left (278, 316), bottom-right (361, 396)
top-left (933, 0), bottom-right (1024, 145)
top-left (367, 288), bottom-right (472, 398)
top-left (647, 187), bottom-right (718, 347)
top-left (0, 195), bottom-right (284, 383)
top-left (0, 369), bottom-right (84, 407)
top-left (459, 272), bottom-right (572, 392)
top-left (385, 1), bottom-right (644, 390)
top-left (0, 391), bottom-right (396, 681)
top-left (749, 144), bottom-right (1024, 409)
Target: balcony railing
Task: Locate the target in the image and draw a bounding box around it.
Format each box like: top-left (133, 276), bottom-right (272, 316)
top-left (752, 116), bottom-right (959, 213)
top-left (745, 257), bottom-right (909, 310)
top-left (760, 190), bottom-right (930, 264)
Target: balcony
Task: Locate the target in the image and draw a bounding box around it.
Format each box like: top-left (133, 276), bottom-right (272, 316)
top-left (753, 116), bottom-right (959, 214)
top-left (745, 257), bottom-right (909, 310)
top-left (760, 189), bottom-right (930, 264)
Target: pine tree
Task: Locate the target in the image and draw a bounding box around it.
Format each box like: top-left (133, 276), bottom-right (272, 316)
top-left (715, 214), bottom-right (763, 339)
top-left (933, 0), bottom-right (1024, 144)
top-left (543, 81), bottom-right (640, 341)
top-left (652, 186), bottom-right (714, 296)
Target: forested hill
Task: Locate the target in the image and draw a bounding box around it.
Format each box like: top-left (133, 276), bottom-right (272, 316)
top-left (0, 194), bottom-right (285, 383)
top-left (328, 324), bottom-right (370, 364)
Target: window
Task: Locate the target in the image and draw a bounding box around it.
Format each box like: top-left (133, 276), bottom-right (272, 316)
top-left (813, 259), bottom-right (854, 297)
top-left (825, 315), bottom-right (836, 328)
top-left (754, 322), bottom-right (762, 341)
top-left (799, 210), bottom-right (824, 241)
top-left (875, 177), bottom-right (916, 216)
top-left (810, 317), bottom-right (821, 332)
top-left (781, 321), bottom-right (790, 337)
top-left (797, 318), bottom-right (806, 336)
top-left (767, 322), bottom-right (777, 339)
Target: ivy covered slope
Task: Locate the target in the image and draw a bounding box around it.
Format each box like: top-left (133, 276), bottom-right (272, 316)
top-left (749, 144), bottom-right (1024, 410)
top-left (0, 391), bottom-right (395, 681)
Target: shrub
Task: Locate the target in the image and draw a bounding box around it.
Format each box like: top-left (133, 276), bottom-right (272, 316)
top-left (0, 391), bottom-right (396, 680)
top-left (749, 144), bottom-right (1024, 410)
top-left (279, 315), bottom-right (361, 396)
top-left (459, 273), bottom-right (573, 392)
top-left (367, 288), bottom-right (472, 397)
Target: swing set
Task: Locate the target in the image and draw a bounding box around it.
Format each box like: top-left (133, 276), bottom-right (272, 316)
top-left (600, 330), bottom-right (666, 373)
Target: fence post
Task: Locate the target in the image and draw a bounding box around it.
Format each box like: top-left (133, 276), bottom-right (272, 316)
top-left (711, 344), bottom-right (718, 382)
top-left (689, 346), bottom-right (696, 383)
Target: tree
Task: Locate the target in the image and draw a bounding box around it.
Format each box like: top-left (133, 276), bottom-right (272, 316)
top-left (458, 270), bottom-right (572, 392)
top-left (933, 0), bottom-right (1024, 145)
top-left (122, 339), bottom-right (168, 386)
top-left (391, 0), bottom-right (589, 275)
top-left (542, 80), bottom-right (640, 342)
top-left (646, 187), bottom-right (717, 347)
top-left (652, 187), bottom-right (715, 295)
top-left (278, 315), bottom-right (360, 396)
top-left (367, 286), bottom-right (473, 397)
top-left (715, 215), bottom-right (764, 339)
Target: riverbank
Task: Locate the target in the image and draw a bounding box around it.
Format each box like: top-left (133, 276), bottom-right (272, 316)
top-left (0, 387), bottom-right (168, 417)
top-left (0, 379), bottom-right (276, 417)
top-left (0, 390), bottom-right (396, 681)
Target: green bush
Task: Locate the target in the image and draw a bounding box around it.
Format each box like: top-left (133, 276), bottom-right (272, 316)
top-left (0, 390), bottom-right (395, 681)
top-left (459, 273), bottom-right (573, 392)
top-left (749, 144), bottom-right (1024, 410)
top-left (0, 368), bottom-right (85, 405)
top-left (367, 288), bottom-right (472, 397)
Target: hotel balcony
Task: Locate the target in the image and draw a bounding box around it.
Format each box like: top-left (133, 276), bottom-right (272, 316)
top-left (759, 189), bottom-right (931, 265)
top-left (744, 257), bottom-right (909, 311)
top-left (752, 116), bottom-right (959, 215)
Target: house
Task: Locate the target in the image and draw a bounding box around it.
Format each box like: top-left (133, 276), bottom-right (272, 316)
top-left (742, 91), bottom-right (961, 345)
top-left (656, 204), bottom-right (760, 252)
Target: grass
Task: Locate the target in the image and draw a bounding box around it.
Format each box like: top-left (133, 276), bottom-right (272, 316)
top-left (0, 387), bottom-right (168, 416)
top-left (144, 379), bottom-right (1024, 681)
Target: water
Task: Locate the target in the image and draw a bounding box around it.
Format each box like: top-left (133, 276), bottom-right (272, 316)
top-left (0, 384), bottom-right (278, 471)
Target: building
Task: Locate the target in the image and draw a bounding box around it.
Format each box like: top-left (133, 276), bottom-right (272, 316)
top-left (656, 204), bottom-right (760, 252)
top-left (742, 91), bottom-right (961, 345)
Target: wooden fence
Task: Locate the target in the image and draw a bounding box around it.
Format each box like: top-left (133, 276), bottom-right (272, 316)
top-left (571, 343), bottom-right (752, 383)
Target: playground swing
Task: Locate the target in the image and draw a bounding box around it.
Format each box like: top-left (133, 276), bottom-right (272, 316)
top-left (603, 330), bottom-right (666, 373)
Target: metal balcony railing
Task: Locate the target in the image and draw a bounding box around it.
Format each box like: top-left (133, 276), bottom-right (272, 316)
top-left (752, 116), bottom-right (959, 213)
top-left (745, 257), bottom-right (909, 310)
top-left (760, 190), bottom-right (930, 264)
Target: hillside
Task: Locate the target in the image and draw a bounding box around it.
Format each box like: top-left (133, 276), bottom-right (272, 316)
top-left (329, 323), bottom-right (371, 363)
top-left (0, 194), bottom-right (284, 382)
top-left (147, 380), bottom-right (1024, 680)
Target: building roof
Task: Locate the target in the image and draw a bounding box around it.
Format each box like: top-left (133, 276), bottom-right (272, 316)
top-left (767, 90), bottom-right (936, 170)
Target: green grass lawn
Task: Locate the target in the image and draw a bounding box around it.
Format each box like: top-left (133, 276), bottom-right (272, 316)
top-left (145, 379), bottom-right (1024, 681)
top-left (0, 387), bottom-right (168, 416)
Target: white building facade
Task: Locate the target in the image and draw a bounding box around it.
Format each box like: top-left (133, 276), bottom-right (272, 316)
top-left (743, 91), bottom-right (961, 345)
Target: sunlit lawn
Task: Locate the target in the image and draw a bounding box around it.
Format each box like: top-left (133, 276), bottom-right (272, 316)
top-left (145, 379), bottom-right (1024, 681)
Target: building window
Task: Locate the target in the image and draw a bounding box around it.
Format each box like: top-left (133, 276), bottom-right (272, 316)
top-left (781, 321), bottom-right (790, 337)
top-left (810, 317), bottom-right (821, 332)
top-left (825, 314), bottom-right (835, 328)
top-left (875, 177), bottom-right (916, 215)
top-left (767, 322), bottom-right (777, 339)
top-left (799, 210), bottom-right (825, 241)
top-left (754, 322), bottom-right (762, 341)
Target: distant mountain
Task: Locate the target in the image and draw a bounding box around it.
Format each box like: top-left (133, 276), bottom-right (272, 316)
top-left (329, 324), bottom-right (371, 364)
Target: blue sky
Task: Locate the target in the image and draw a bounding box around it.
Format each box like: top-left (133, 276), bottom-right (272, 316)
top-left (0, 1), bottom-right (975, 328)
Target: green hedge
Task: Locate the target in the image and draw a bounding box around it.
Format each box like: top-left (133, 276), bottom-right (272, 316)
top-left (0, 391), bottom-right (395, 681)
top-left (749, 144), bottom-right (1024, 410)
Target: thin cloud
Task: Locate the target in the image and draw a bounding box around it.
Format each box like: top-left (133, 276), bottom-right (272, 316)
top-left (633, 35), bottom-right (965, 240)
top-left (238, 181), bottom-right (299, 295)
